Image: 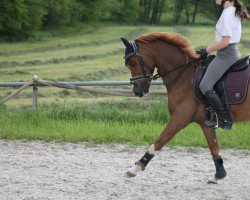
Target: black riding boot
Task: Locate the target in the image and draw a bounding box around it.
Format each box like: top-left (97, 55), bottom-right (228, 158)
top-left (204, 90), bottom-right (233, 130)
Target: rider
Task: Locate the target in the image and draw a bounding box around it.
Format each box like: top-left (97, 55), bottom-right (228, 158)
top-left (196, 0), bottom-right (250, 130)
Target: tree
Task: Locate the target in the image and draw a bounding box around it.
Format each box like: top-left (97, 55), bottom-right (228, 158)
top-left (110, 0), bottom-right (141, 23)
top-left (138, 0), bottom-right (165, 24)
top-left (0, 0), bottom-right (46, 40)
top-left (76, 0), bottom-right (107, 22)
top-left (173, 0), bottom-right (218, 24)
top-left (150, 0), bottom-right (165, 24)
top-left (42, 0), bottom-right (80, 26)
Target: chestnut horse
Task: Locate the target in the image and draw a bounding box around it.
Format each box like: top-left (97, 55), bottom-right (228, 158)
top-left (121, 32), bottom-right (250, 183)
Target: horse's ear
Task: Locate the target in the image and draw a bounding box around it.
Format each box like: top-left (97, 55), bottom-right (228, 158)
top-left (120, 37), bottom-right (130, 47)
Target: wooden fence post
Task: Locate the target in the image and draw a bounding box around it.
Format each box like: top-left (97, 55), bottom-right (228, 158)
top-left (32, 75), bottom-right (38, 109)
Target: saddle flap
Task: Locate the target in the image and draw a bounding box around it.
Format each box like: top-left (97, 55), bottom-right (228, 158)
top-left (230, 54), bottom-right (250, 72)
top-left (194, 65), bottom-right (250, 105)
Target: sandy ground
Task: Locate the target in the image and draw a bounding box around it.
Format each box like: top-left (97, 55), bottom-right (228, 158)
top-left (0, 140), bottom-right (249, 200)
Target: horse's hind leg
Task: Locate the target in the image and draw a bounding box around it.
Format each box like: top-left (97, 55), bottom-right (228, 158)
top-left (125, 118), bottom-right (187, 178)
top-left (200, 125), bottom-right (227, 183)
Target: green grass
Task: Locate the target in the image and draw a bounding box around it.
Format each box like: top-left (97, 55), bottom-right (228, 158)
top-left (0, 99), bottom-right (249, 149)
top-left (0, 24), bottom-right (249, 100)
top-left (1, 25), bottom-right (250, 83)
top-left (0, 24), bottom-right (250, 148)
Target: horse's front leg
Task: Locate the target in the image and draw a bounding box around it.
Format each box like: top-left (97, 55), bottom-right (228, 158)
top-left (200, 125), bottom-right (227, 184)
top-left (125, 118), bottom-right (188, 177)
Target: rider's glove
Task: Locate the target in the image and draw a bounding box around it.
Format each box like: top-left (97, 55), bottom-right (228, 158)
top-left (196, 48), bottom-right (208, 58)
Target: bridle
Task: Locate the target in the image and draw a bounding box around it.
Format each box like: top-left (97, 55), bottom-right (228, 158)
top-left (124, 41), bottom-right (152, 88)
top-left (124, 40), bottom-right (202, 88)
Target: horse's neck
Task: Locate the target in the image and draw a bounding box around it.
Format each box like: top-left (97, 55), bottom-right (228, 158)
top-left (155, 45), bottom-right (197, 94)
top-left (161, 62), bottom-right (196, 94)
top-left (140, 40), bottom-right (197, 94)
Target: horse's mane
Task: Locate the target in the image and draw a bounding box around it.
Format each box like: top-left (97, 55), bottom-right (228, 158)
top-left (136, 32), bottom-right (199, 59)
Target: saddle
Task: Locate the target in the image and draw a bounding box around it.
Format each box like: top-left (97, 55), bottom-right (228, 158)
top-left (193, 54), bottom-right (250, 105)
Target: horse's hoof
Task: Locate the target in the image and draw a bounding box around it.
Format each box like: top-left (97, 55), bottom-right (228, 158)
top-left (207, 176), bottom-right (218, 184)
top-left (124, 164), bottom-right (142, 178)
top-left (124, 171), bottom-right (136, 178)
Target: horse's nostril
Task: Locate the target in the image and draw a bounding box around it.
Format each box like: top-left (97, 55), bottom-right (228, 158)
top-left (133, 86), bottom-right (145, 98)
top-left (138, 93), bottom-right (143, 98)
top-left (133, 91), bottom-right (143, 97)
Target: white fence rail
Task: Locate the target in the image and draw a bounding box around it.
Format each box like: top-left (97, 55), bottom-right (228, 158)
top-left (0, 80), bottom-right (163, 87)
top-left (1, 75), bottom-right (165, 109)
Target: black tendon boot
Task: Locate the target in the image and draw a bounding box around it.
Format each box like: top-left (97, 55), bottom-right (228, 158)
top-left (214, 157), bottom-right (227, 179)
top-left (204, 90), bottom-right (233, 130)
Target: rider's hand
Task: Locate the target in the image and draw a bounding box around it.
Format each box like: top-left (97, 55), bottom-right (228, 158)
top-left (196, 48), bottom-right (208, 58)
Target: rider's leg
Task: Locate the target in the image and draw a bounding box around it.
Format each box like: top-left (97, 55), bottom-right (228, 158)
top-left (199, 44), bottom-right (240, 129)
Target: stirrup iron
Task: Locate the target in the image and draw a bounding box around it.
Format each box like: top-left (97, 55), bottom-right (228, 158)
top-left (205, 107), bottom-right (219, 128)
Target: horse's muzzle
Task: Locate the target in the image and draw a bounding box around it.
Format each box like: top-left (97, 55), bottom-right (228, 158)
top-left (132, 84), bottom-right (150, 98)
top-left (130, 76), bottom-right (151, 98)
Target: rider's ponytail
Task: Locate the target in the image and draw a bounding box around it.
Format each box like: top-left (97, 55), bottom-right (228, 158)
top-left (234, 0), bottom-right (250, 20)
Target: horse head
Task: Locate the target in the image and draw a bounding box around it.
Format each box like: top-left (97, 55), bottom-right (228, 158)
top-left (121, 37), bottom-right (154, 98)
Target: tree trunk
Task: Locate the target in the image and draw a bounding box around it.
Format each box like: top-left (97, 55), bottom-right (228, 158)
top-left (173, 0), bottom-right (183, 24)
top-left (192, 0), bottom-right (199, 24)
top-left (139, 0), bottom-right (153, 23)
top-left (184, 0), bottom-right (190, 24)
top-left (156, 0), bottom-right (164, 23)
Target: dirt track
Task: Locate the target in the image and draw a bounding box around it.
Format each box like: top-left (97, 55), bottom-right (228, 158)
top-left (0, 140), bottom-right (249, 200)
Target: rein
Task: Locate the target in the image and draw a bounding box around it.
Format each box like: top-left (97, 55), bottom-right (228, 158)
top-left (124, 40), bottom-right (202, 86)
top-left (152, 57), bottom-right (202, 80)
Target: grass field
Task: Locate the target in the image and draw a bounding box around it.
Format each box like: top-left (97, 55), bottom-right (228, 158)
top-left (0, 24), bottom-right (250, 149)
top-left (0, 98), bottom-right (249, 150)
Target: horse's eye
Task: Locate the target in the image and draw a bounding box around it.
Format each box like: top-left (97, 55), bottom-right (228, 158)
top-left (129, 61), bottom-right (137, 68)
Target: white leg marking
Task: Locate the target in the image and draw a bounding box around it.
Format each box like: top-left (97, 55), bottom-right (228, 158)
top-left (124, 164), bottom-right (142, 178)
top-left (124, 144), bottom-right (159, 178)
top-left (148, 144), bottom-right (159, 155)
top-left (207, 176), bottom-right (218, 184)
